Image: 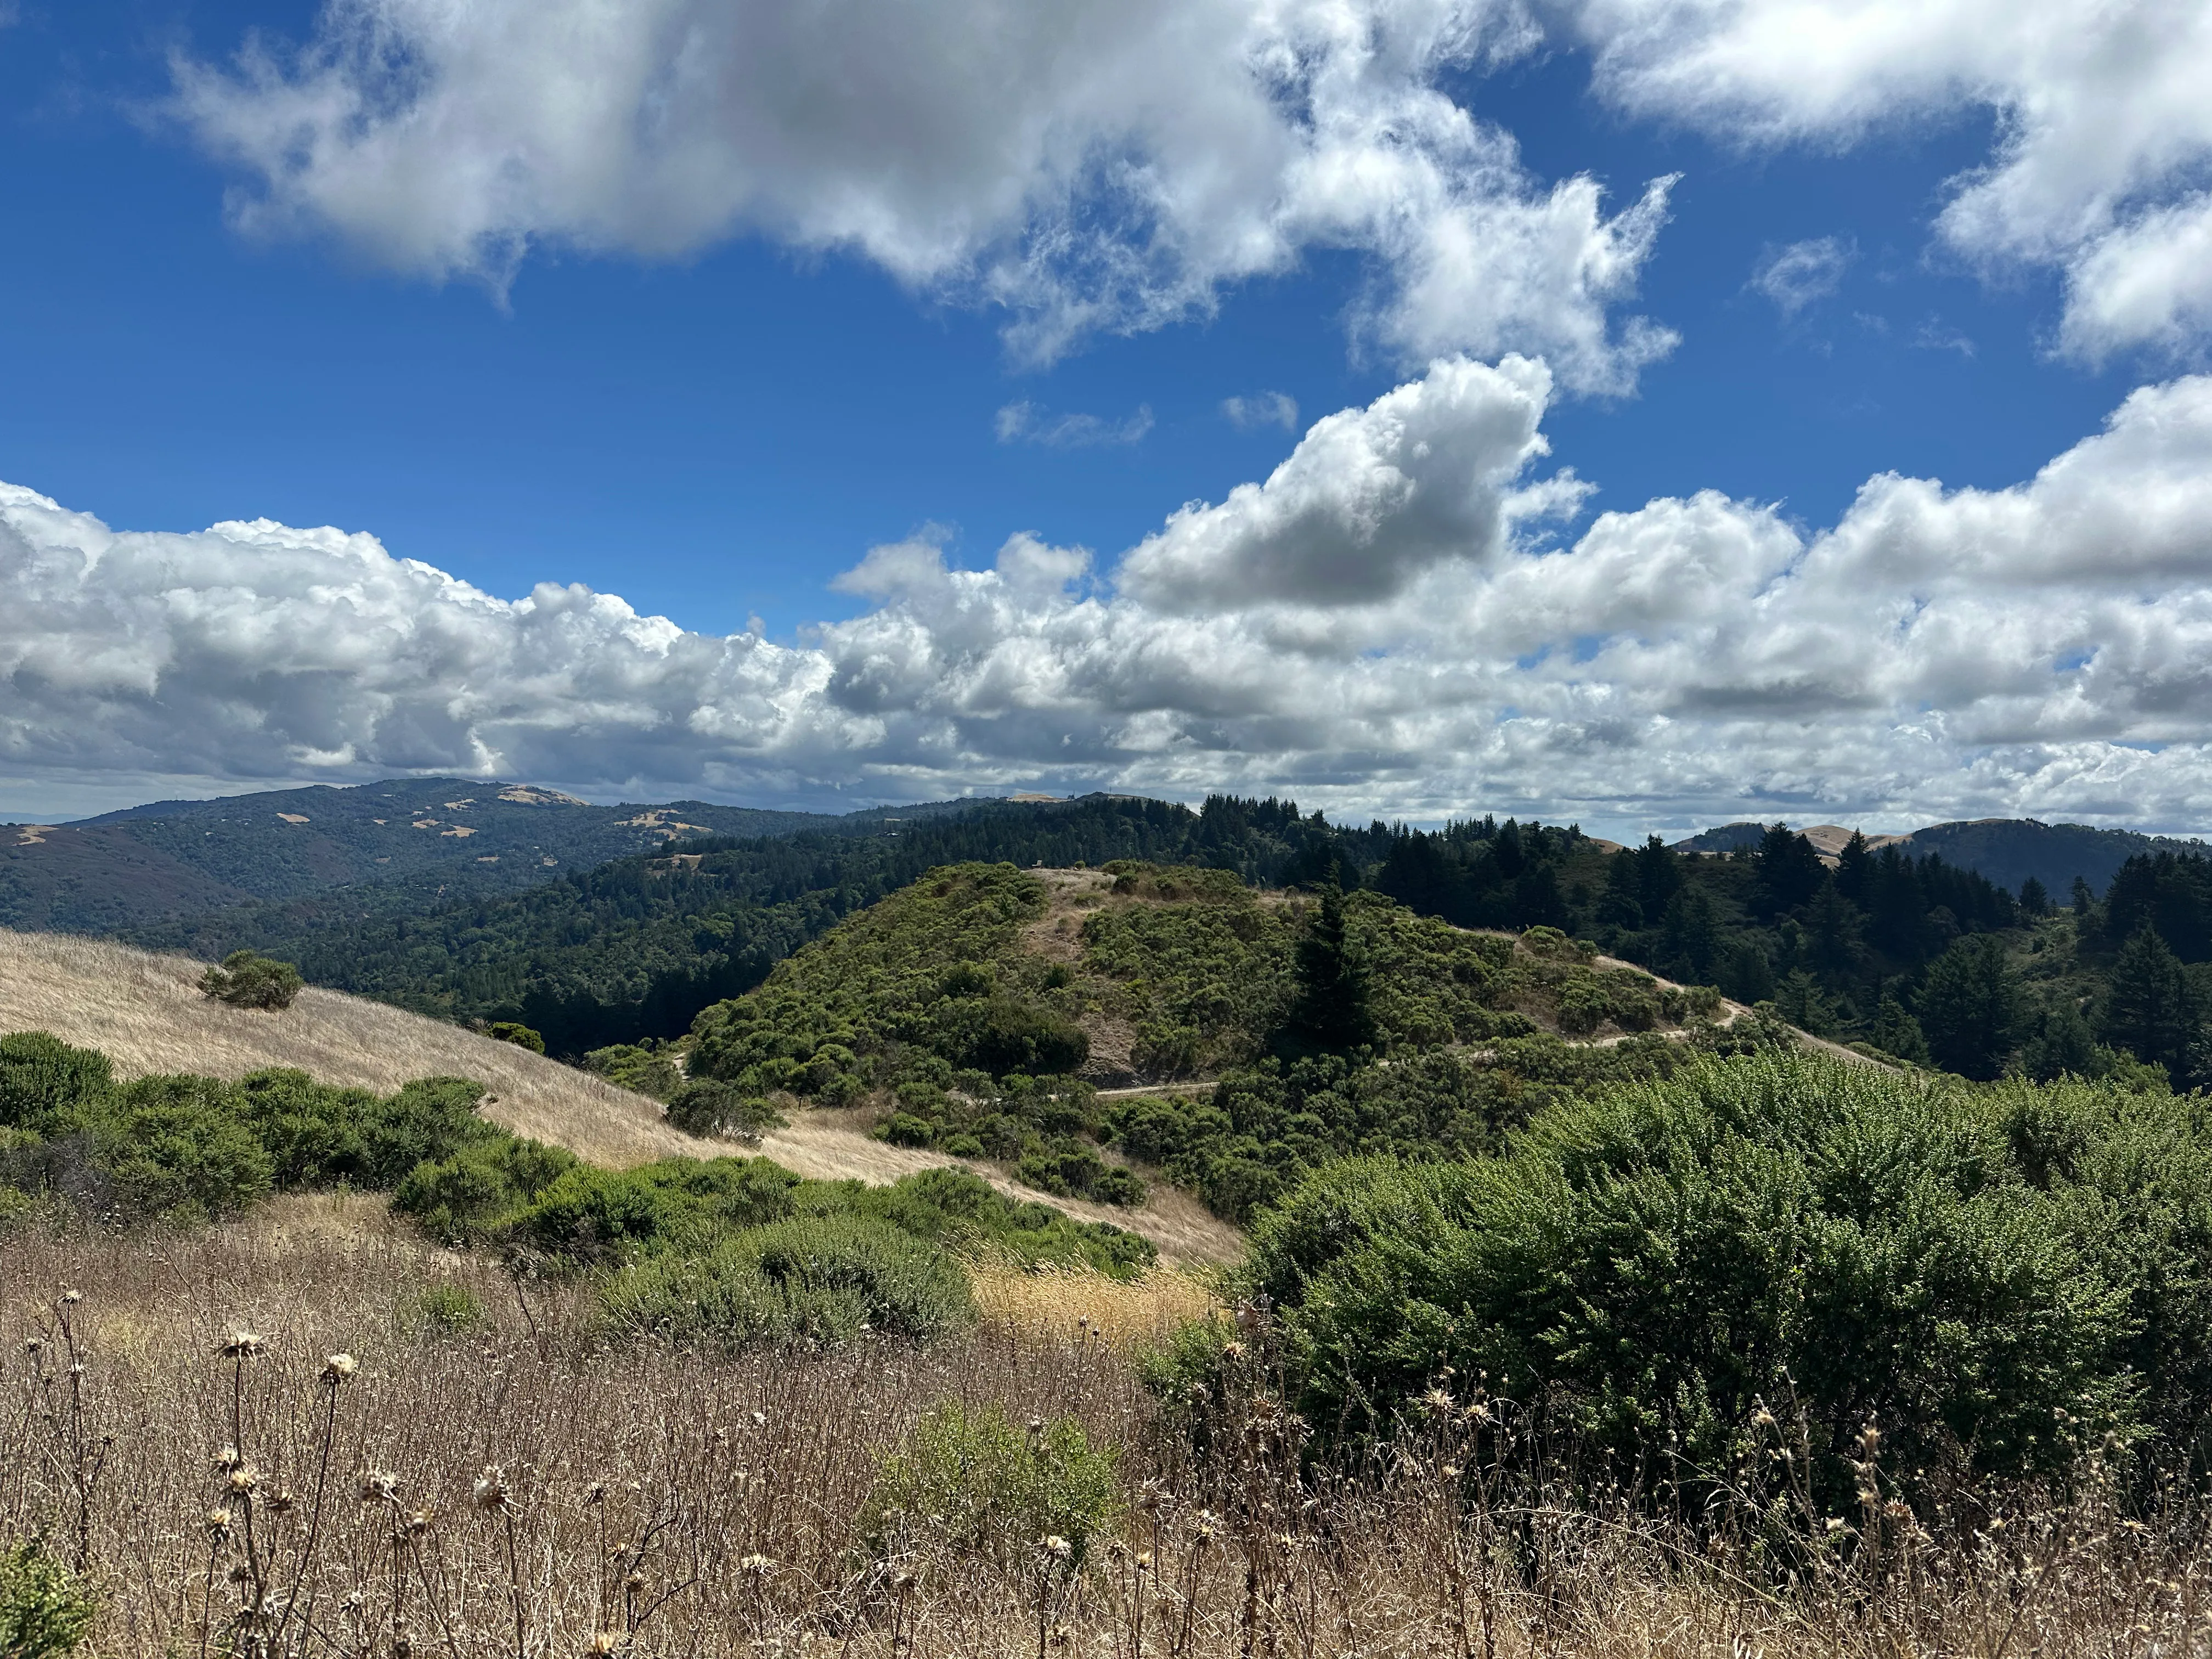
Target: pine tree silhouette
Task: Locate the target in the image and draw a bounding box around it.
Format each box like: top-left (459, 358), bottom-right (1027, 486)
top-left (1288, 873), bottom-right (1374, 1050)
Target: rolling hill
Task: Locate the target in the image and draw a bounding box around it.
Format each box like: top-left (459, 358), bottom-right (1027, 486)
top-left (0, 924), bottom-right (1235, 1259)
top-left (1673, 816), bottom-right (2212, 895)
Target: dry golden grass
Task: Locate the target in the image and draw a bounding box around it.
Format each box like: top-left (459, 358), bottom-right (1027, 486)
top-left (0, 928), bottom-right (1242, 1264)
top-left (0, 928), bottom-right (699, 1166)
top-left (970, 1261), bottom-right (1219, 1348)
top-left (6, 1211), bottom-right (2206, 1659)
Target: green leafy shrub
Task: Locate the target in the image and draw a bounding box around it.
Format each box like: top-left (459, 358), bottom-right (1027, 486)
top-left (391, 1134), bottom-right (581, 1242)
top-left (1219, 1052), bottom-right (2212, 1499)
top-left (598, 1212), bottom-right (974, 1349)
top-left (584, 1043), bottom-right (685, 1101)
top-left (407, 1282), bottom-right (485, 1334)
top-left (486, 1021), bottom-right (546, 1053)
top-left (664, 1078), bottom-right (785, 1141)
top-left (0, 1537), bottom-right (97, 1658)
top-left (197, 950), bottom-right (304, 1011)
top-left (82, 1076), bottom-right (276, 1220)
top-left (0, 1034), bottom-right (112, 1128)
top-left (856, 1403), bottom-right (1120, 1571)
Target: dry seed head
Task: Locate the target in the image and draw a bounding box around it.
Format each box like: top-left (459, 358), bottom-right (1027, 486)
top-left (59, 1289), bottom-right (81, 1305)
top-left (322, 1353), bottom-right (358, 1385)
top-left (227, 1465), bottom-right (258, 1495)
top-left (588, 1634), bottom-right (620, 1656)
top-left (359, 1471), bottom-right (400, 1505)
top-left (407, 1508), bottom-right (435, 1537)
top-left (205, 1508), bottom-right (234, 1539)
top-left (472, 1465), bottom-right (513, 1513)
top-left (1042, 1534), bottom-right (1074, 1562)
top-left (214, 1445), bottom-right (242, 1471)
top-left (220, 1331), bottom-right (264, 1360)
top-left (622, 1570), bottom-right (648, 1592)
top-left (740, 1554), bottom-right (776, 1577)
top-left (269, 1489), bottom-right (296, 1516)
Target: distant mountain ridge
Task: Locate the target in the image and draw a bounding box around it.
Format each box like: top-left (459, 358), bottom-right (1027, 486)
top-left (1672, 817), bottom-right (2212, 896)
top-left (0, 777), bottom-right (988, 935)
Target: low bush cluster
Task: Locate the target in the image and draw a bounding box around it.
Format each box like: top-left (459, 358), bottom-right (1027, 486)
top-left (1103, 1019), bottom-right (1790, 1222)
top-left (0, 1029), bottom-right (1155, 1359)
top-left (1163, 1051), bottom-right (2212, 1505)
top-left (582, 1041), bottom-right (685, 1099)
top-left (195, 949), bottom-right (303, 1011)
top-left (0, 1031), bottom-right (499, 1223)
top-left (857, 1402), bottom-right (1120, 1573)
top-left (599, 1212), bottom-right (975, 1349)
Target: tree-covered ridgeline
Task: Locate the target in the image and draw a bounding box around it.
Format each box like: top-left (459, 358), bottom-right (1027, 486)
top-left (115, 784), bottom-right (2212, 1087)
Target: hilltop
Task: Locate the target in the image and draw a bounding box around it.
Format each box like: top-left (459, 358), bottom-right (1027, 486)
top-left (680, 859), bottom-right (1782, 1222)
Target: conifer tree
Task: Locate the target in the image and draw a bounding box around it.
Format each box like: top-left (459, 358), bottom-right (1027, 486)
top-left (1288, 873), bottom-right (1374, 1050)
top-left (2103, 926), bottom-right (2200, 1085)
top-left (1915, 934), bottom-right (2022, 1080)
top-left (1871, 991), bottom-right (1930, 1065)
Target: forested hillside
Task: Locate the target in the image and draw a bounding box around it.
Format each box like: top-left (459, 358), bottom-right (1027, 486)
top-left (131, 794), bottom-right (1383, 1053)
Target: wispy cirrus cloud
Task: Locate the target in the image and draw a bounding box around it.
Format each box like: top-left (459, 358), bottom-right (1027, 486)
top-left (1222, 392), bottom-right (1300, 432)
top-left (994, 401), bottom-right (1155, 449)
top-left (1750, 237), bottom-right (1853, 317)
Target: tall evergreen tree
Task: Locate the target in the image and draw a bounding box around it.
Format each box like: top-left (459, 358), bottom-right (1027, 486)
top-left (1751, 824), bottom-right (1827, 917)
top-left (1835, 829), bottom-right (1873, 904)
top-left (2103, 926), bottom-right (2200, 1085)
top-left (1915, 935), bottom-right (2022, 1080)
top-left (1870, 991), bottom-right (1931, 1065)
top-left (2018, 875), bottom-right (2051, 917)
top-left (1288, 873), bottom-right (1374, 1051)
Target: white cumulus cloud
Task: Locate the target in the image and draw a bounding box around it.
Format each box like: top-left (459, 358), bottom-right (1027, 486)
top-left (174, 0), bottom-right (1675, 390)
top-left (9, 363), bottom-right (2212, 830)
top-left (1569, 0), bottom-right (2212, 363)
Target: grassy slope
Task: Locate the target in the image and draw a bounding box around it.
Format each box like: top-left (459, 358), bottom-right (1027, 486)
top-left (0, 926), bottom-right (1237, 1260)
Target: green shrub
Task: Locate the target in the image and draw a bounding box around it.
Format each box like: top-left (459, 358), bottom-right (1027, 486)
top-left (598, 1212), bottom-right (974, 1349)
top-left (505, 1155), bottom-right (799, 1262)
top-left (390, 1135), bottom-right (579, 1241)
top-left (486, 1022), bottom-right (546, 1053)
top-left (407, 1282), bottom-right (485, 1334)
top-left (0, 1034), bottom-right (112, 1130)
top-left (80, 1076), bottom-right (275, 1221)
top-left (197, 950), bottom-right (304, 1011)
top-left (841, 1166), bottom-right (1156, 1279)
top-left (664, 1079), bottom-right (784, 1141)
top-left (856, 1403), bottom-right (1120, 1571)
top-left (1228, 1053), bottom-right (2193, 1498)
top-left (584, 1044), bottom-right (685, 1101)
top-left (0, 1537), bottom-right (97, 1658)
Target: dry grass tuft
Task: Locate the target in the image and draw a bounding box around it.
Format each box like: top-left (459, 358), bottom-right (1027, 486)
top-left (970, 1262), bottom-right (1218, 1348)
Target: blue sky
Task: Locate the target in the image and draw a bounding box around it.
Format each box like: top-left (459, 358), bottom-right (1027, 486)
top-left (3, 0), bottom-right (2211, 834)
